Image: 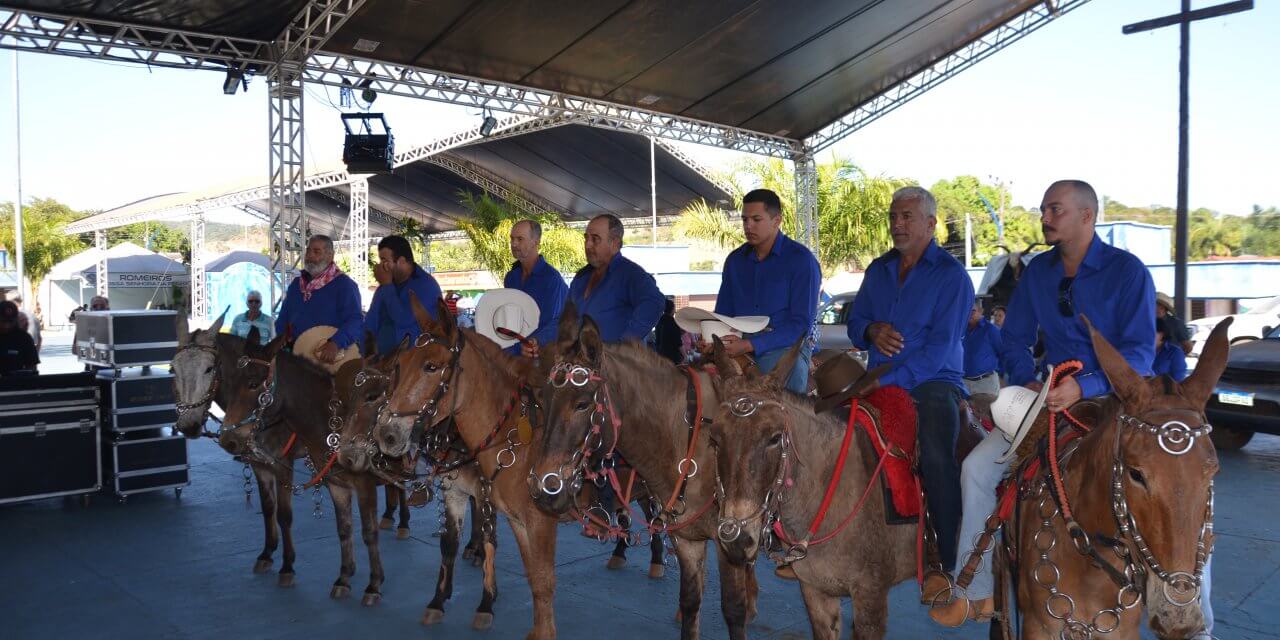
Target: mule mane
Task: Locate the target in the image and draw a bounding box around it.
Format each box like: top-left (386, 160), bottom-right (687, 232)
top-left (602, 340), bottom-right (675, 378)
top-left (461, 328), bottom-right (524, 387)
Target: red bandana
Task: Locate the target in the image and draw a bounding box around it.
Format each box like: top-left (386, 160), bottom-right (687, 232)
top-left (301, 262), bottom-right (341, 302)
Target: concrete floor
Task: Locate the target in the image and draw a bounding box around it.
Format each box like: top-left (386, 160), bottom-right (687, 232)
top-left (3, 333), bottom-right (1279, 639)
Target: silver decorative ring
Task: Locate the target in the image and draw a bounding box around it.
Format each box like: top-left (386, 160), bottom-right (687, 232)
top-left (717, 519), bottom-right (742, 542)
top-left (677, 457), bottom-right (699, 478)
top-left (540, 472), bottom-right (565, 496)
top-left (730, 397), bottom-right (758, 417)
top-left (325, 433), bottom-right (341, 448)
top-left (1162, 571), bottom-right (1200, 607)
top-left (1158, 421), bottom-right (1195, 456)
top-left (568, 366), bottom-right (592, 387)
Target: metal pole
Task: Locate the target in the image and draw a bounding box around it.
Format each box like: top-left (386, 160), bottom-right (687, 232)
top-left (650, 136), bottom-right (658, 247)
top-left (1174, 0), bottom-right (1191, 318)
top-left (964, 213), bottom-right (972, 268)
top-left (12, 52), bottom-right (25, 300)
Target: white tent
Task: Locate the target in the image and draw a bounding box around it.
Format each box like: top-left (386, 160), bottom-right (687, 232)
top-left (41, 242), bottom-right (190, 329)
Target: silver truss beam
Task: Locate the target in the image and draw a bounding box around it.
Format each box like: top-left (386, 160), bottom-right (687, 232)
top-left (346, 177), bottom-right (370, 290)
top-left (804, 0), bottom-right (1093, 152)
top-left (94, 229), bottom-right (107, 296)
top-left (0, 8), bottom-right (271, 72)
top-left (425, 211), bottom-right (720, 242)
top-left (190, 214), bottom-right (208, 320)
top-left (652, 139), bottom-right (738, 199)
top-left (794, 154), bottom-right (818, 252)
top-left (266, 63), bottom-right (307, 309)
top-left (278, 0), bottom-right (367, 64)
top-left (427, 152), bottom-right (558, 218)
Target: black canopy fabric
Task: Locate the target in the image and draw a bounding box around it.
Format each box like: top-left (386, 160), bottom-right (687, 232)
top-left (6, 0), bottom-right (1044, 141)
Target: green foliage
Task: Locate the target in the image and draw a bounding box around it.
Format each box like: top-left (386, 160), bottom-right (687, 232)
top-left (0, 198), bottom-right (90, 286)
top-left (107, 221), bottom-right (190, 263)
top-left (930, 176), bottom-right (1044, 265)
top-left (672, 200), bottom-right (743, 250)
top-left (441, 192), bottom-right (585, 278)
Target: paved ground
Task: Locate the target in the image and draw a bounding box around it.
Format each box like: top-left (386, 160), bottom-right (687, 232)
top-left (3, 334), bottom-right (1279, 639)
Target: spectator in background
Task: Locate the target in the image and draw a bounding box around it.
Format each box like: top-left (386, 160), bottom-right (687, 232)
top-left (9, 295), bottom-right (40, 353)
top-left (1155, 291), bottom-right (1193, 353)
top-left (0, 301), bottom-right (38, 376)
top-left (444, 291), bottom-right (461, 318)
top-left (90, 296), bottom-right (109, 311)
top-left (1152, 315), bottom-right (1189, 381)
top-left (990, 305), bottom-right (1007, 328)
top-left (653, 298), bottom-right (684, 364)
top-left (962, 298), bottom-right (1002, 412)
top-left (231, 290), bottom-right (273, 345)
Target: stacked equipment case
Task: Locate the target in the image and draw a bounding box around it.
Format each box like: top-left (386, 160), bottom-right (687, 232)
top-left (0, 373), bottom-right (101, 505)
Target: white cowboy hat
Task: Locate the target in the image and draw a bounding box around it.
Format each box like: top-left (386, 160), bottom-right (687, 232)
top-left (293, 325), bottom-right (362, 374)
top-left (674, 307), bottom-right (769, 339)
top-left (995, 371), bottom-right (1052, 463)
top-left (475, 288), bottom-right (540, 348)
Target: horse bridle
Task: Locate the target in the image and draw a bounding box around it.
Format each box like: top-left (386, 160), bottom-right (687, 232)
top-left (384, 330), bottom-right (465, 452)
top-left (535, 361), bottom-right (616, 500)
top-left (713, 395), bottom-right (791, 548)
top-left (173, 342), bottom-right (221, 435)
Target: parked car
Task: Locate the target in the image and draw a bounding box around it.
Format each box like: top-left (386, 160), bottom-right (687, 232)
top-left (1187, 295), bottom-right (1280, 366)
top-left (1205, 323), bottom-right (1280, 450)
top-left (815, 291), bottom-right (857, 352)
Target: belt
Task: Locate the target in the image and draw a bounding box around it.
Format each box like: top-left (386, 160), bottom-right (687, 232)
top-left (964, 371), bottom-right (997, 381)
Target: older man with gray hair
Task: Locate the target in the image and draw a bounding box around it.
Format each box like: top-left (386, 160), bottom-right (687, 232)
top-left (275, 234), bottom-right (363, 362)
top-left (845, 186), bottom-right (975, 594)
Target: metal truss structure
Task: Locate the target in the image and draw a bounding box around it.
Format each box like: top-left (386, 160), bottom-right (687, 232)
top-left (190, 214), bottom-right (207, 319)
top-left (346, 177), bottom-right (369, 290)
top-left (803, 0), bottom-right (1091, 152)
top-left (94, 230), bottom-right (106, 296)
top-left (793, 155), bottom-right (819, 251)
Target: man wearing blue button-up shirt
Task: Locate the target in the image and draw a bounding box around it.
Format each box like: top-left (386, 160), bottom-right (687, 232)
top-left (714, 189), bottom-right (821, 394)
top-left (846, 186), bottom-right (973, 577)
top-left (933, 180), bottom-right (1180, 629)
top-left (363, 235), bottom-right (443, 355)
top-left (504, 219), bottom-right (568, 357)
top-left (963, 299), bottom-right (1002, 404)
top-left (567, 214), bottom-right (664, 344)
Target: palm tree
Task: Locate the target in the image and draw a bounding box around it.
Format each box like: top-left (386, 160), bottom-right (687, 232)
top-left (454, 191), bottom-right (585, 277)
top-left (1189, 214), bottom-right (1240, 259)
top-left (671, 200), bottom-right (743, 250)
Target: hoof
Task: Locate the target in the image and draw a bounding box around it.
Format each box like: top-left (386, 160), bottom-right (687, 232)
top-left (330, 585), bottom-right (351, 599)
top-left (472, 612), bottom-right (494, 630)
top-left (471, 554), bottom-right (484, 568)
top-left (379, 517), bottom-right (393, 530)
top-left (277, 572), bottom-right (296, 588)
top-left (253, 558), bottom-right (273, 574)
top-left (606, 555), bottom-right (627, 570)
top-left (462, 547), bottom-right (476, 561)
top-left (361, 592), bottom-right (381, 607)
top-left (649, 563), bottom-right (665, 579)
top-left (396, 527), bottom-right (410, 540)
top-left (422, 608), bottom-right (445, 626)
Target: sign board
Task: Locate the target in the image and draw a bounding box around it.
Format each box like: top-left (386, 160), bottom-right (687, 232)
top-left (432, 270), bottom-right (500, 291)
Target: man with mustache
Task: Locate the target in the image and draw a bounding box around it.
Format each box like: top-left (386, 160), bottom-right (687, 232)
top-left (275, 234), bottom-right (364, 363)
top-left (505, 219), bottom-right (568, 358)
top-left (713, 188), bottom-right (821, 394)
top-left (846, 186), bottom-right (974, 592)
top-left (930, 180), bottom-right (1210, 633)
top-left (566, 214), bottom-right (664, 344)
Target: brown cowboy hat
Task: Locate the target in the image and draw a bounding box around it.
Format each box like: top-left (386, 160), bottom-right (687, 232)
top-left (813, 351), bottom-right (890, 414)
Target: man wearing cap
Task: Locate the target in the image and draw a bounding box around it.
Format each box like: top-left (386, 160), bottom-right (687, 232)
top-left (0, 300), bottom-right (38, 376)
top-left (566, 214), bottom-right (664, 344)
top-left (504, 220), bottom-right (568, 357)
top-left (275, 235), bottom-right (364, 364)
top-left (846, 185), bottom-right (974, 590)
top-left (364, 235), bottom-right (442, 355)
top-left (1156, 291), bottom-right (1194, 354)
top-left (713, 188), bottom-right (821, 394)
top-left (962, 299), bottom-right (1002, 411)
top-left (932, 180), bottom-right (1168, 627)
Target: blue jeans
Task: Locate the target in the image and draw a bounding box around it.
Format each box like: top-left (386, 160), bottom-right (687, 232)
top-left (753, 343), bottom-right (812, 395)
top-left (911, 381), bottom-right (963, 569)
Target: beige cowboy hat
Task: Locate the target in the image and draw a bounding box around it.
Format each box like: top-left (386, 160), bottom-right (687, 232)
top-left (674, 307), bottom-right (769, 341)
top-left (293, 326), bottom-right (362, 374)
top-left (475, 288), bottom-right (540, 349)
top-left (1155, 291), bottom-right (1175, 312)
top-left (994, 375), bottom-right (1052, 464)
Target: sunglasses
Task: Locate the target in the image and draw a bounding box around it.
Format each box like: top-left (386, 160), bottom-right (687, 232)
top-left (247, 299), bottom-right (262, 304)
top-left (1058, 277), bottom-right (1075, 317)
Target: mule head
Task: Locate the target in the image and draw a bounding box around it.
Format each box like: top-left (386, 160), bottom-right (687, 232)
top-left (171, 311), bottom-right (226, 438)
top-left (375, 293), bottom-right (462, 458)
top-left (1087, 316), bottom-right (1231, 637)
top-left (337, 350), bottom-right (398, 473)
top-left (529, 313), bottom-right (611, 515)
top-left (216, 328), bottom-right (286, 461)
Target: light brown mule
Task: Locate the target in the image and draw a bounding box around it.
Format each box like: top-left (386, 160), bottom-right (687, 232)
top-left (1006, 317), bottom-right (1229, 639)
top-left (707, 338), bottom-right (917, 640)
top-left (374, 296), bottom-right (559, 639)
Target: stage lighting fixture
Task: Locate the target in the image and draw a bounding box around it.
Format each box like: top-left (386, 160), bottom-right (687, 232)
top-left (342, 113), bottom-right (395, 174)
top-left (480, 111), bottom-right (498, 136)
top-left (358, 75), bottom-right (377, 104)
top-left (223, 69), bottom-right (244, 95)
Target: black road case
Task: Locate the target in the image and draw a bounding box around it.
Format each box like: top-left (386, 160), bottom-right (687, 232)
top-left (103, 431), bottom-right (189, 500)
top-left (0, 373), bottom-right (101, 505)
top-left (97, 369), bottom-right (177, 434)
top-left (74, 310), bottom-right (179, 368)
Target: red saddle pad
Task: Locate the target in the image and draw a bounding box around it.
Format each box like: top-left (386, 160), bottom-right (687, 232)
top-left (858, 386), bottom-right (920, 518)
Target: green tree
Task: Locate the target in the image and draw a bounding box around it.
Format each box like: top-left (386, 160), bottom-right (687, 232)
top-left (1189, 213), bottom-right (1242, 259)
top-left (672, 200), bottom-right (743, 250)
top-left (0, 198), bottom-right (90, 286)
top-left (452, 192), bottom-right (585, 277)
top-left (106, 221), bottom-right (191, 263)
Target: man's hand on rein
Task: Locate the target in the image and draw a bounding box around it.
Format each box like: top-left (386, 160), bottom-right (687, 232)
top-left (1046, 376), bottom-right (1081, 413)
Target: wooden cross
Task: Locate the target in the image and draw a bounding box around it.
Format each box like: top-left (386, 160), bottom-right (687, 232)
top-left (1123, 0), bottom-right (1253, 317)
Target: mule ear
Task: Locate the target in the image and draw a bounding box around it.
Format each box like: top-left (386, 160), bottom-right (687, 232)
top-left (246, 326), bottom-right (261, 348)
top-left (557, 302), bottom-right (579, 344)
top-left (765, 337), bottom-right (806, 391)
top-left (1180, 317), bottom-right (1233, 407)
top-left (711, 336), bottom-right (742, 379)
top-left (176, 313), bottom-right (191, 346)
top-left (435, 298), bottom-right (458, 340)
top-left (209, 308), bottom-right (228, 335)
top-left (263, 332), bottom-right (289, 359)
top-left (363, 330), bottom-right (378, 358)
top-left (577, 315), bottom-right (604, 365)
top-left (408, 292), bottom-right (437, 333)
top-left (1082, 314), bottom-right (1148, 408)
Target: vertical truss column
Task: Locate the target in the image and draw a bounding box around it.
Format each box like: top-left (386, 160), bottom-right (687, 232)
top-left (267, 55), bottom-right (307, 310)
top-left (94, 229), bottom-right (107, 297)
top-left (347, 177), bottom-right (370, 290)
top-left (190, 214), bottom-right (208, 320)
top-left (794, 153), bottom-right (819, 254)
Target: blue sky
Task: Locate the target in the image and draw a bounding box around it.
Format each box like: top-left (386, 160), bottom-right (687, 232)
top-left (1, 0), bottom-right (1276, 221)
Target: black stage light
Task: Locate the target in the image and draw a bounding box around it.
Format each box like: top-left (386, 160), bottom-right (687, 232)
top-left (480, 112), bottom-right (498, 136)
top-left (342, 113), bottom-right (395, 174)
top-left (223, 69), bottom-right (244, 95)
top-left (359, 76), bottom-right (377, 104)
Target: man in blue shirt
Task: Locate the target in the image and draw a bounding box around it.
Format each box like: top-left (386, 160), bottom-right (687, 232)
top-left (504, 220), bottom-right (568, 358)
top-left (275, 235), bottom-right (364, 364)
top-left (1153, 315), bottom-right (1189, 381)
top-left (364, 235), bottom-right (443, 355)
top-left (715, 189), bottom-right (821, 394)
top-left (567, 214), bottom-right (664, 344)
top-left (846, 186), bottom-right (974, 578)
top-left (962, 299), bottom-right (1002, 406)
top-left (933, 180), bottom-right (1173, 628)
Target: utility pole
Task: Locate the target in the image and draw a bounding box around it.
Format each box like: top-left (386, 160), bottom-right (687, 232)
top-left (11, 51), bottom-right (25, 301)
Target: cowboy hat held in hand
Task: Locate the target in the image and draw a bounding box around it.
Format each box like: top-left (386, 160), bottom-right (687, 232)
top-left (995, 369), bottom-right (1052, 463)
top-left (674, 307), bottom-right (769, 342)
top-left (474, 288), bottom-right (540, 349)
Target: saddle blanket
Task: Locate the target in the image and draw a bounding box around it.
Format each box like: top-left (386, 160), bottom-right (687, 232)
top-left (838, 386), bottom-right (919, 520)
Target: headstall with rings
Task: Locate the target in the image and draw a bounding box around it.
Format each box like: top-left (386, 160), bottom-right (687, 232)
top-left (172, 342), bottom-right (222, 437)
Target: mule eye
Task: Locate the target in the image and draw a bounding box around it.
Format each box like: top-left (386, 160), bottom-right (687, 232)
top-left (574, 399), bottom-right (590, 412)
top-left (767, 433), bottom-right (783, 447)
top-left (1128, 468), bottom-right (1146, 487)
top-left (249, 379), bottom-right (262, 390)
top-left (204, 366), bottom-right (215, 374)
top-left (423, 362), bottom-right (440, 373)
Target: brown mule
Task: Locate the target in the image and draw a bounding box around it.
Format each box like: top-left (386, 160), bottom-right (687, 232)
top-left (530, 306), bottom-right (760, 640)
top-left (1003, 317), bottom-right (1230, 639)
